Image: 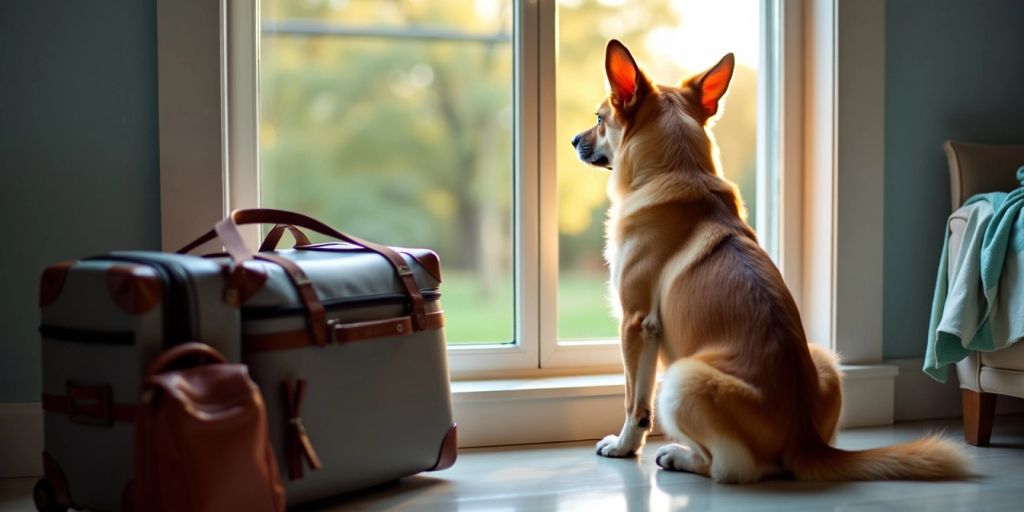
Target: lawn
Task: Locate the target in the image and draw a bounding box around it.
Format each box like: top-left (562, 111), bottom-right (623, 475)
top-left (440, 270), bottom-right (619, 345)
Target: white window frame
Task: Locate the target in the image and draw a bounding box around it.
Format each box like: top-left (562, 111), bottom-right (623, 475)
top-left (156, 0), bottom-right (887, 380)
top-left (800, 0), bottom-right (887, 364)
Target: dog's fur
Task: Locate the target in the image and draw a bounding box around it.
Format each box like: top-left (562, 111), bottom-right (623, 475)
top-left (572, 40), bottom-right (969, 482)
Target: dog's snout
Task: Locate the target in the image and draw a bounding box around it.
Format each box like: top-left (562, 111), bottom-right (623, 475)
top-left (571, 133), bottom-right (582, 148)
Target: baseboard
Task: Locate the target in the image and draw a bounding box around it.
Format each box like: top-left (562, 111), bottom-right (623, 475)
top-left (0, 403), bottom-right (42, 478)
top-left (452, 365), bottom-right (901, 448)
top-left (454, 392), bottom-right (629, 449)
top-left (889, 357), bottom-right (1024, 421)
top-left (837, 364), bottom-right (899, 428)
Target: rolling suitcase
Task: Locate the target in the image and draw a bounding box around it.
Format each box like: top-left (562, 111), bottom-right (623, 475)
top-left (178, 209), bottom-right (457, 505)
top-left (36, 252), bottom-right (242, 511)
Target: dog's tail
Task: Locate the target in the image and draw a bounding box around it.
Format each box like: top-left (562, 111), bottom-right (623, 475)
top-left (786, 434), bottom-right (971, 481)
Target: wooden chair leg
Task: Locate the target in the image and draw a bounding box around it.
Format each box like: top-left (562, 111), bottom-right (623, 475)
top-left (962, 389), bottom-right (996, 446)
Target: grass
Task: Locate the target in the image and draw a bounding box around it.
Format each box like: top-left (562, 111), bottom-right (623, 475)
top-left (440, 270), bottom-right (618, 345)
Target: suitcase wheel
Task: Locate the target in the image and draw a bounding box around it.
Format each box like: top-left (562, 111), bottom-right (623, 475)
top-left (33, 479), bottom-right (68, 512)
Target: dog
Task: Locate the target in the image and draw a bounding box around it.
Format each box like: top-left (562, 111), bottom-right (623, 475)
top-left (572, 39), bottom-right (969, 482)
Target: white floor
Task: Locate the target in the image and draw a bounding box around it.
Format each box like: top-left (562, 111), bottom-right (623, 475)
top-left (3, 416), bottom-right (1023, 511)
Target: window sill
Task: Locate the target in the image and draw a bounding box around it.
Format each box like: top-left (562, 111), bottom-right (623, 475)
top-left (452, 373), bottom-right (625, 402)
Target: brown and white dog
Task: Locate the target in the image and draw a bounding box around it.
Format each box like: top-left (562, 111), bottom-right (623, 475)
top-left (572, 39), bottom-right (969, 482)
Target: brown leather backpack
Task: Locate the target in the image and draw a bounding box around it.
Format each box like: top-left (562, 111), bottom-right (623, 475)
top-left (133, 343), bottom-right (285, 511)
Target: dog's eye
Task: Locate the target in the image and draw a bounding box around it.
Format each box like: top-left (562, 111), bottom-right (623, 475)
top-left (596, 114), bottom-right (604, 125)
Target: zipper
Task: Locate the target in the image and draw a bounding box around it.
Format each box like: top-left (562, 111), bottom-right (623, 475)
top-left (242, 290), bottom-right (441, 321)
top-left (88, 255), bottom-right (195, 347)
top-left (39, 325), bottom-right (134, 345)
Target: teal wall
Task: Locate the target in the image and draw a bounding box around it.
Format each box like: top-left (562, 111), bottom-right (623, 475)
top-left (883, 0), bottom-right (1024, 358)
top-left (0, 2), bottom-right (160, 402)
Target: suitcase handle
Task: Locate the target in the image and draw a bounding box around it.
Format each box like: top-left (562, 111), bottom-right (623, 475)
top-left (177, 209), bottom-right (428, 331)
top-left (259, 224), bottom-right (312, 252)
top-left (144, 342), bottom-right (227, 378)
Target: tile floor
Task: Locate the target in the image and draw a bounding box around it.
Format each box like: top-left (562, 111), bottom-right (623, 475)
top-left (3, 415), bottom-right (1022, 511)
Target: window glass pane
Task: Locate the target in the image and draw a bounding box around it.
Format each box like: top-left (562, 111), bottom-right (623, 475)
top-left (260, 0), bottom-right (515, 345)
top-left (556, 0), bottom-right (762, 340)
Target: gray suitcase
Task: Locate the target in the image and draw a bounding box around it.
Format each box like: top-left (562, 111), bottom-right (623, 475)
top-left (36, 209), bottom-right (456, 511)
top-left (37, 253), bottom-right (241, 511)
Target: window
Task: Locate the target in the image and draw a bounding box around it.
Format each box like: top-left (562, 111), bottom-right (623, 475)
top-left (167, 0), bottom-right (782, 375)
top-left (259, 1), bottom-right (516, 347)
top-left (160, 0), bottom-right (900, 434)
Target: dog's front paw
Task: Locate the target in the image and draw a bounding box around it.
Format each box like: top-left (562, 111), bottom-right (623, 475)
top-left (596, 434), bottom-right (636, 458)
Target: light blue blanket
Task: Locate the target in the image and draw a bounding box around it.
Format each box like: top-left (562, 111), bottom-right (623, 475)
top-left (924, 166), bottom-right (1024, 382)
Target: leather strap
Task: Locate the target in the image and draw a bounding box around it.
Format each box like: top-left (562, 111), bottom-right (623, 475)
top-left (334, 315), bottom-right (415, 343)
top-left (295, 244), bottom-right (442, 284)
top-left (254, 254), bottom-right (328, 348)
top-left (259, 224), bottom-right (312, 252)
top-left (283, 379), bottom-right (321, 481)
top-left (42, 383), bottom-right (136, 425)
top-left (245, 311), bottom-right (445, 354)
top-left (221, 261), bottom-right (268, 308)
top-left (176, 209), bottom-right (428, 330)
top-left (144, 342), bottom-right (227, 378)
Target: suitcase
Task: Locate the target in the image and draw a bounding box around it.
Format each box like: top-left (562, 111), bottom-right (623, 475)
top-left (37, 253), bottom-right (241, 511)
top-left (179, 209), bottom-right (456, 505)
top-left (35, 209), bottom-right (456, 511)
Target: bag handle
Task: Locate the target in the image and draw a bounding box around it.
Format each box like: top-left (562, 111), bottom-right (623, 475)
top-left (144, 342), bottom-right (226, 378)
top-left (177, 209), bottom-right (427, 330)
top-left (259, 224), bottom-right (312, 252)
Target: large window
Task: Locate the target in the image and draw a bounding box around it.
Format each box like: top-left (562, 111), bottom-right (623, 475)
top-left (256, 0), bottom-right (772, 370)
top-left (158, 0), bottom-right (898, 434)
top-left (260, 1), bottom-right (515, 346)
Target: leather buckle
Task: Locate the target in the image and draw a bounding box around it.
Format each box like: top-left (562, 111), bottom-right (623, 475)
top-left (66, 381), bottom-right (113, 426)
top-left (413, 310), bottom-right (427, 330)
top-left (325, 318), bottom-right (340, 344)
top-left (396, 264), bottom-right (414, 277)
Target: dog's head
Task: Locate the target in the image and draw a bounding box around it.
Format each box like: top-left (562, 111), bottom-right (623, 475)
top-left (572, 40), bottom-right (735, 188)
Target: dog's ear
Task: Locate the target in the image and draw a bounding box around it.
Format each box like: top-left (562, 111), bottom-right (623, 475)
top-left (605, 39), bottom-right (647, 113)
top-left (692, 53), bottom-right (735, 119)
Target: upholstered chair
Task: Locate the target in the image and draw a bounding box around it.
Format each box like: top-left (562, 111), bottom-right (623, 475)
top-left (944, 141), bottom-right (1024, 446)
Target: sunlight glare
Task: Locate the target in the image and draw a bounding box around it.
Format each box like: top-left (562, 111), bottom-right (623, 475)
top-left (646, 0), bottom-right (760, 74)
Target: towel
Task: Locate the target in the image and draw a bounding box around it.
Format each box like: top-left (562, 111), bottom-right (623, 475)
top-left (924, 166), bottom-right (1024, 382)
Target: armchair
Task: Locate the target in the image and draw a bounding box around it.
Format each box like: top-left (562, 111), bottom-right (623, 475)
top-left (944, 140), bottom-right (1024, 446)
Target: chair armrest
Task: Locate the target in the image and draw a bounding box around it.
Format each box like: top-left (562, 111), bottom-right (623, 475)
top-left (947, 213), bottom-right (969, 283)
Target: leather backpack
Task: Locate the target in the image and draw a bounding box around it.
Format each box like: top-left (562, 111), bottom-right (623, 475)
top-left (133, 342), bottom-right (285, 511)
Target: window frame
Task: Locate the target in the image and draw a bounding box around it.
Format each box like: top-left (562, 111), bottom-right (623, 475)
top-left (155, 0), bottom-right (862, 376)
top-left (799, 0), bottom-right (886, 363)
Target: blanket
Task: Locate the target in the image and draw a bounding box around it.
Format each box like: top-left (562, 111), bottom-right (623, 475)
top-left (924, 166), bottom-right (1024, 382)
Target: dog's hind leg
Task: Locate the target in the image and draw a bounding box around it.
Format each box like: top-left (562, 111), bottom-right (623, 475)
top-left (655, 425), bottom-right (711, 477)
top-left (597, 311), bottom-right (661, 457)
top-left (655, 357), bottom-right (766, 483)
top-left (808, 343), bottom-right (842, 444)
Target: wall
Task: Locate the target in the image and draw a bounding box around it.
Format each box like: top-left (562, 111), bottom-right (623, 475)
top-left (884, 0), bottom-right (1024, 359)
top-left (0, 1), bottom-right (160, 402)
